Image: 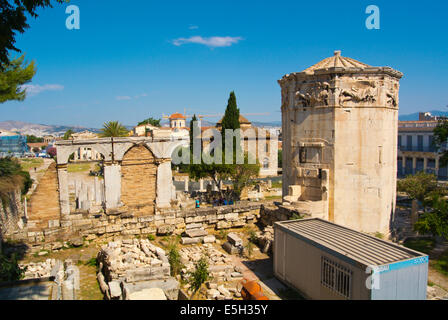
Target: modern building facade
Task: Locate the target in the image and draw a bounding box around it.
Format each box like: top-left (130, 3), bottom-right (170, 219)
top-left (398, 113), bottom-right (447, 179)
top-left (0, 134), bottom-right (29, 157)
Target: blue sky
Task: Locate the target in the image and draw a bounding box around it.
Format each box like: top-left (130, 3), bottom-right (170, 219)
top-left (1, 0), bottom-right (447, 128)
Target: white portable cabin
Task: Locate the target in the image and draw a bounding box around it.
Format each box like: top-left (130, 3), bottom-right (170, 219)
top-left (274, 218), bottom-right (428, 300)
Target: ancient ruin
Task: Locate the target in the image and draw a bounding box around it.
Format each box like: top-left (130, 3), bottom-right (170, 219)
top-left (279, 51), bottom-right (403, 234)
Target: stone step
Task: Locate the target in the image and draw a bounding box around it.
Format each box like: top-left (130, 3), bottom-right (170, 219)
top-left (185, 228), bottom-right (208, 238)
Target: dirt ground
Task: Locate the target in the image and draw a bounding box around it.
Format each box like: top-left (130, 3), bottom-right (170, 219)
top-left (21, 243), bottom-right (104, 300)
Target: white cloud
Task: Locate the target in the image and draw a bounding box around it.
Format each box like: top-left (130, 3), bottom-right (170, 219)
top-left (188, 25), bottom-right (199, 30)
top-left (116, 96), bottom-right (132, 101)
top-left (134, 93), bottom-right (148, 99)
top-left (172, 36), bottom-right (243, 48)
top-left (21, 84), bottom-right (64, 96)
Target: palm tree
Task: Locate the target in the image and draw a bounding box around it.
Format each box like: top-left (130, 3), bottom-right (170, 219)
top-left (99, 121), bottom-right (129, 137)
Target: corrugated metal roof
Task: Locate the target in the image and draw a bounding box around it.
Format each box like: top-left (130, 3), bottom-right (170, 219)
top-left (276, 218), bottom-right (423, 267)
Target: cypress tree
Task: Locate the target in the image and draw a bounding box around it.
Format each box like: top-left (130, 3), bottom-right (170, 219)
top-left (221, 91), bottom-right (241, 159)
top-left (221, 91), bottom-right (240, 131)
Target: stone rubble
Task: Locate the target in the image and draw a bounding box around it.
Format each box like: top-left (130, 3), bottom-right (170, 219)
top-left (18, 259), bottom-right (79, 300)
top-left (179, 243), bottom-right (244, 300)
top-left (222, 232), bottom-right (243, 255)
top-left (96, 239), bottom-right (179, 300)
top-left (20, 259), bottom-right (56, 279)
top-left (255, 226), bottom-right (274, 254)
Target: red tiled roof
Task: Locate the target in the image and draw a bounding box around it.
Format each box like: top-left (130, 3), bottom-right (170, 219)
top-left (169, 113), bottom-right (186, 119)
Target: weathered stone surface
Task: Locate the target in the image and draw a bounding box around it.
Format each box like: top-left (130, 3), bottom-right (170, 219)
top-left (181, 237), bottom-right (202, 245)
top-left (185, 228), bottom-right (208, 238)
top-left (123, 278), bottom-right (179, 300)
top-left (203, 235), bottom-right (216, 244)
top-left (279, 51), bottom-right (402, 234)
top-left (222, 241), bottom-right (240, 255)
top-left (109, 281), bottom-right (122, 299)
top-left (157, 224), bottom-right (175, 235)
top-left (227, 233), bottom-right (243, 247)
top-left (129, 288), bottom-right (167, 300)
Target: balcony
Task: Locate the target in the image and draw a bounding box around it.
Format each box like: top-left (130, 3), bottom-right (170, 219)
top-left (398, 145), bottom-right (439, 152)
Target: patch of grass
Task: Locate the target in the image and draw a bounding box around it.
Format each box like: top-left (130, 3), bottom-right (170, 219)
top-left (271, 181), bottom-right (282, 189)
top-left (403, 238), bottom-right (436, 254)
top-left (19, 158), bottom-right (43, 171)
top-left (147, 234), bottom-right (156, 241)
top-left (289, 213), bottom-right (302, 221)
top-left (67, 163), bottom-right (92, 173)
top-left (217, 229), bottom-right (228, 240)
top-left (85, 258), bottom-right (98, 267)
top-left (265, 195), bottom-right (282, 200)
top-left (374, 232), bottom-right (384, 239)
top-left (433, 250), bottom-right (448, 276)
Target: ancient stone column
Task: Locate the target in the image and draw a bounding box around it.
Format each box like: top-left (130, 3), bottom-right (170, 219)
top-left (199, 179), bottom-right (205, 192)
top-left (184, 176), bottom-right (189, 192)
top-left (57, 165), bottom-right (70, 217)
top-left (156, 159), bottom-right (174, 208)
top-left (103, 163), bottom-right (122, 210)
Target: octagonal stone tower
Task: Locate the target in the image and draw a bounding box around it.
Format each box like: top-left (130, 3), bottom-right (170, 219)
top-left (279, 51), bottom-right (403, 234)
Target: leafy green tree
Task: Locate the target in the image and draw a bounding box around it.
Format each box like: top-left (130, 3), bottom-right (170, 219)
top-left (99, 121), bottom-right (129, 137)
top-left (26, 135), bottom-right (44, 143)
top-left (0, 55), bottom-right (36, 103)
top-left (0, 0), bottom-right (64, 67)
top-left (229, 153), bottom-right (260, 198)
top-left (415, 195), bottom-right (448, 239)
top-left (138, 117), bottom-right (161, 127)
top-left (0, 157), bottom-right (33, 199)
top-left (63, 129), bottom-right (74, 140)
top-left (187, 93), bottom-right (260, 200)
top-left (434, 118), bottom-right (448, 167)
top-left (397, 172), bottom-right (440, 205)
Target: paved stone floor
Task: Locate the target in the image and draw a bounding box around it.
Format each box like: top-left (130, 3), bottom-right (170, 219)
top-left (0, 282), bottom-right (51, 300)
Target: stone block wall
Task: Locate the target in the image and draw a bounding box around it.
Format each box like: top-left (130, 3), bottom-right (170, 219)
top-left (26, 162), bottom-right (61, 231)
top-left (0, 188), bottom-right (23, 238)
top-left (6, 203), bottom-right (262, 254)
top-left (120, 145), bottom-right (157, 216)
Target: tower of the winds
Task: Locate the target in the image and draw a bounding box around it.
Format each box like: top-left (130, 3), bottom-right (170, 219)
top-left (279, 51), bottom-right (403, 234)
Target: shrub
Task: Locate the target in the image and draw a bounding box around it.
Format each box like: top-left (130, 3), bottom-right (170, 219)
top-left (217, 229), bottom-right (228, 240)
top-left (168, 244), bottom-right (183, 277)
top-left (248, 229), bottom-right (257, 244)
top-left (188, 256), bottom-right (210, 296)
top-left (0, 253), bottom-right (26, 282)
top-left (147, 234), bottom-right (155, 241)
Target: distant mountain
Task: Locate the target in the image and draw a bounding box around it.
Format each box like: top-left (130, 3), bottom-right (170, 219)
top-left (0, 120), bottom-right (100, 137)
top-left (252, 121), bottom-right (282, 127)
top-left (399, 110), bottom-right (448, 121)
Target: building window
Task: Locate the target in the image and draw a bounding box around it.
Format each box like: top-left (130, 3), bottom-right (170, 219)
top-left (263, 158), bottom-right (269, 169)
top-left (321, 256), bottom-right (352, 299)
top-left (299, 147), bottom-right (321, 164)
top-left (407, 136), bottom-right (413, 149)
top-left (398, 136), bottom-right (402, 147)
